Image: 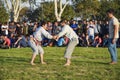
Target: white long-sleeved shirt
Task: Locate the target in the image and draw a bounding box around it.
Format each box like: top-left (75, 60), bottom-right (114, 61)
top-left (58, 25), bottom-right (78, 40)
top-left (33, 27), bottom-right (53, 41)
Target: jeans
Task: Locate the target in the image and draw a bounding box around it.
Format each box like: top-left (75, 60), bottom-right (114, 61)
top-left (108, 38), bottom-right (118, 62)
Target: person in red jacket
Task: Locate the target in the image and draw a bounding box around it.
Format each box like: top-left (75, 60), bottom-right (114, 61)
top-left (92, 34), bottom-right (102, 47)
top-left (2, 35), bottom-right (11, 48)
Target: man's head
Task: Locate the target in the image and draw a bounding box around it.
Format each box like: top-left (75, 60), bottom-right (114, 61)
top-left (60, 20), bottom-right (67, 27)
top-left (41, 21), bottom-right (48, 30)
top-left (106, 9), bottom-right (115, 18)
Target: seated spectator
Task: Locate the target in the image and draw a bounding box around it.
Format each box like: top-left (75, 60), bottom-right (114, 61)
top-left (78, 33), bottom-right (87, 47)
top-left (64, 36), bottom-right (69, 46)
top-left (9, 33), bottom-right (16, 48)
top-left (0, 35), bottom-right (11, 49)
top-left (42, 38), bottom-right (49, 47)
top-left (102, 34), bottom-right (109, 47)
top-left (92, 34), bottom-right (102, 47)
top-left (57, 37), bottom-right (65, 47)
top-left (0, 35), bottom-right (4, 46)
top-left (14, 35), bottom-right (28, 48)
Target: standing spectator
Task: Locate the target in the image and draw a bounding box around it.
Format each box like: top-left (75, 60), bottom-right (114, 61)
top-left (104, 21), bottom-right (109, 35)
top-left (81, 20), bottom-right (88, 36)
top-left (8, 21), bottom-right (16, 37)
top-left (22, 21), bottom-right (28, 35)
top-left (70, 20), bottom-right (78, 34)
top-left (16, 22), bottom-right (23, 36)
top-left (94, 20), bottom-right (101, 36)
top-left (1, 22), bottom-right (8, 36)
top-left (100, 20), bottom-right (106, 38)
top-left (107, 9), bottom-right (119, 64)
top-left (88, 20), bottom-right (95, 44)
top-left (28, 22), bottom-right (34, 35)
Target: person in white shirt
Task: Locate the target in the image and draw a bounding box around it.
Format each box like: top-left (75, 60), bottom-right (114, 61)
top-left (1, 22), bottom-right (8, 35)
top-left (88, 20), bottom-right (95, 43)
top-left (54, 20), bottom-right (79, 66)
top-left (28, 21), bottom-right (53, 65)
top-left (107, 9), bottom-right (119, 64)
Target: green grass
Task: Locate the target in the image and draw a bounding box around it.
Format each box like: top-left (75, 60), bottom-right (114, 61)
top-left (0, 47), bottom-right (120, 80)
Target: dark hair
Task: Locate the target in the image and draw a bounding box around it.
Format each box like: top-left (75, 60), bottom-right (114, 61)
top-left (106, 8), bottom-right (115, 14)
top-left (60, 19), bottom-right (67, 24)
top-left (41, 21), bottom-right (47, 26)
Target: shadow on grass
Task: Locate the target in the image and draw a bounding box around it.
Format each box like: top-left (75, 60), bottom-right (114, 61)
top-left (0, 56), bottom-right (30, 65)
top-left (73, 60), bottom-right (109, 65)
top-left (0, 56), bottom-right (109, 66)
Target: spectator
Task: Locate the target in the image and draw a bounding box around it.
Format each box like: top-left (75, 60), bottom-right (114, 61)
top-left (47, 21), bottom-right (53, 34)
top-left (92, 34), bottom-right (102, 47)
top-left (57, 37), bottom-right (65, 47)
top-left (0, 35), bottom-right (10, 49)
top-left (78, 33), bottom-right (87, 47)
top-left (9, 33), bottom-right (16, 48)
top-left (16, 22), bottom-right (23, 36)
top-left (14, 35), bottom-right (28, 48)
top-left (102, 34), bottom-right (109, 47)
top-left (8, 21), bottom-right (16, 37)
top-left (81, 20), bottom-right (88, 36)
top-left (1, 22), bottom-right (8, 36)
top-left (94, 20), bottom-right (101, 36)
top-left (70, 20), bottom-right (78, 33)
top-left (52, 21), bottom-right (62, 35)
top-left (28, 22), bottom-right (34, 35)
top-left (22, 21), bottom-right (29, 35)
top-left (88, 20), bottom-right (95, 44)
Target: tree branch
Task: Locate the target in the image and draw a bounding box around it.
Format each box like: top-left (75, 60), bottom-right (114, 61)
top-left (4, 0), bottom-right (11, 11)
top-left (59, 0), bottom-right (69, 17)
top-left (54, 0), bottom-right (58, 17)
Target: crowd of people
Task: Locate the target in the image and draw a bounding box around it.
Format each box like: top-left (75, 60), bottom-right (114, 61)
top-left (0, 19), bottom-right (120, 49)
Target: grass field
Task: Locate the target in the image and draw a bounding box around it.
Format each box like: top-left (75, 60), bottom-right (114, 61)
top-left (0, 47), bottom-right (120, 80)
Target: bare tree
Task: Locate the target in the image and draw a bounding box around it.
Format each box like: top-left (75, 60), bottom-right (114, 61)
top-left (54, 0), bottom-right (69, 21)
top-left (4, 0), bottom-right (27, 22)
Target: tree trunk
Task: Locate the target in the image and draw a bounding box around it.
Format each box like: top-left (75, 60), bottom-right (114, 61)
top-left (4, 0), bottom-right (24, 22)
top-left (54, 0), bottom-right (69, 22)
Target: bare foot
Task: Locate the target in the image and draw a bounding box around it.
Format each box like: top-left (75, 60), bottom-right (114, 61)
top-left (64, 63), bottom-right (70, 66)
top-left (109, 62), bottom-right (117, 65)
top-left (41, 62), bottom-right (46, 64)
top-left (30, 62), bottom-right (36, 65)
